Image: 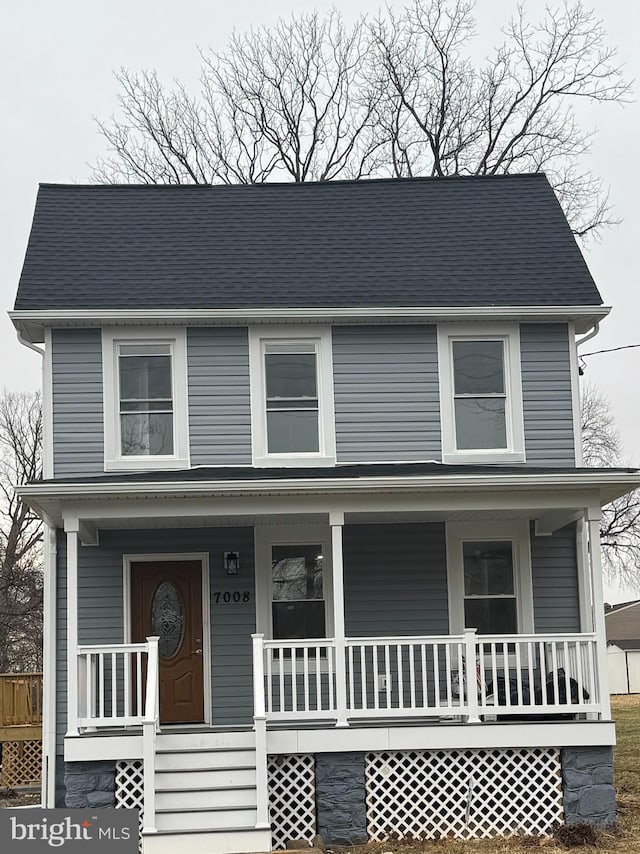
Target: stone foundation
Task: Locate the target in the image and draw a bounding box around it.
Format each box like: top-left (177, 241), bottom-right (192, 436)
top-left (63, 760), bottom-right (116, 809)
top-left (561, 747), bottom-right (616, 825)
top-left (315, 752), bottom-right (367, 845)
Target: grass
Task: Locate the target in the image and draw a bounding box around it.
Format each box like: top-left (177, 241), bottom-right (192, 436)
top-left (336, 695), bottom-right (639, 854)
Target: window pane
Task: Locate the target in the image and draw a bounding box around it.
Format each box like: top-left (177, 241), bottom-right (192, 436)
top-left (265, 353), bottom-right (317, 399)
top-left (120, 354), bottom-right (172, 400)
top-left (453, 341), bottom-right (504, 395)
top-left (121, 412), bottom-right (174, 456)
top-left (463, 541), bottom-right (514, 595)
top-left (272, 546), bottom-right (323, 602)
top-left (455, 398), bottom-right (506, 449)
top-left (272, 600), bottom-right (326, 640)
top-left (267, 410), bottom-right (319, 453)
top-left (464, 598), bottom-right (517, 634)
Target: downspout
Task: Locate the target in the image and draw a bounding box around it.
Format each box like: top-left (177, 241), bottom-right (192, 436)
top-left (576, 321), bottom-right (600, 350)
top-left (16, 326), bottom-right (57, 805)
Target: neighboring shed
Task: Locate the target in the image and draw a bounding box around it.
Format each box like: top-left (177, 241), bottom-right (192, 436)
top-left (605, 601), bottom-right (640, 694)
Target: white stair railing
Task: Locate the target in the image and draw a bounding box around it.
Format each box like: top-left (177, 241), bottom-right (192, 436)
top-left (252, 634), bottom-right (270, 830)
top-left (141, 636), bottom-right (159, 836)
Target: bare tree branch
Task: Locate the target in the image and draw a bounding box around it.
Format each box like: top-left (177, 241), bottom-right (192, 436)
top-left (581, 383), bottom-right (640, 591)
top-left (0, 390), bottom-right (43, 671)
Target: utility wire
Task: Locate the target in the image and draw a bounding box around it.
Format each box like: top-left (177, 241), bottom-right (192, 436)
top-left (580, 343), bottom-right (640, 357)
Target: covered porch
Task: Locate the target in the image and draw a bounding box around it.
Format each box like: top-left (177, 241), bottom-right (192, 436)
top-left (20, 463), bottom-right (639, 828)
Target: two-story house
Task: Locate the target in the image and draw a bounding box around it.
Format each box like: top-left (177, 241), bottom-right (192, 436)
top-left (11, 175), bottom-right (639, 853)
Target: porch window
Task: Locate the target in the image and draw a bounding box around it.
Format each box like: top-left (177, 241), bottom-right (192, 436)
top-left (271, 545), bottom-right (325, 640)
top-left (437, 323), bottom-right (525, 464)
top-left (463, 541), bottom-right (517, 634)
top-left (249, 326), bottom-right (336, 467)
top-left (446, 520), bottom-right (534, 636)
top-left (102, 328), bottom-right (189, 471)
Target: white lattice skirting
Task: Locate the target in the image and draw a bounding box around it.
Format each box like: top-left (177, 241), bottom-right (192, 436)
top-left (268, 754), bottom-right (316, 850)
top-left (366, 748), bottom-right (563, 840)
top-left (115, 760), bottom-right (144, 852)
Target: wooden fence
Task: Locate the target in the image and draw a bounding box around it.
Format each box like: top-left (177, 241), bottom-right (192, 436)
top-left (0, 673), bottom-right (43, 788)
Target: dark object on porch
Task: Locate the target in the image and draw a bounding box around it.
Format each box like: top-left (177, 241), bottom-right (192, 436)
top-left (534, 669), bottom-right (590, 706)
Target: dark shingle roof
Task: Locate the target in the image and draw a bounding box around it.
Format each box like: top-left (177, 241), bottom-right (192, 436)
top-left (40, 462), bottom-right (636, 486)
top-left (14, 174), bottom-right (602, 310)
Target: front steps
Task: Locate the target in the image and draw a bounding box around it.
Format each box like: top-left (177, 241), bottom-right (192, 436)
top-left (142, 730), bottom-right (271, 854)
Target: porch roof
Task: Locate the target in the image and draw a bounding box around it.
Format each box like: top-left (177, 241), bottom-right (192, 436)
top-left (18, 462), bottom-right (639, 534)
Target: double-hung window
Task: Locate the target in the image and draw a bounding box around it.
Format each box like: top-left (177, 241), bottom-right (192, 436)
top-left (446, 521), bottom-right (534, 636)
top-left (249, 327), bottom-right (336, 466)
top-left (103, 329), bottom-right (189, 470)
top-left (255, 526), bottom-right (333, 645)
top-left (438, 324), bottom-right (525, 463)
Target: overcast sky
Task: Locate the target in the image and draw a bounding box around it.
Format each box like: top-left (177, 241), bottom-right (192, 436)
top-left (1, 1), bottom-right (638, 600)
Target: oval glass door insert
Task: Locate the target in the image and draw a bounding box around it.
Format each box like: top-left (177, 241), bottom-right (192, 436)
top-left (151, 581), bottom-right (184, 658)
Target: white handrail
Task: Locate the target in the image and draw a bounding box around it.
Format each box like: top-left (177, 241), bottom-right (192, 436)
top-left (142, 636), bottom-right (159, 836)
top-left (252, 634), bottom-right (270, 830)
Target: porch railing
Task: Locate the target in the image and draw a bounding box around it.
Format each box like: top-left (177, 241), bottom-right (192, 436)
top-left (254, 630), bottom-right (602, 724)
top-left (77, 642), bottom-right (152, 728)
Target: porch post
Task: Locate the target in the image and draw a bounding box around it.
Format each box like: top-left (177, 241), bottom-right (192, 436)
top-left (330, 511), bottom-right (348, 727)
top-left (586, 507), bottom-right (611, 720)
top-left (64, 520), bottom-right (79, 736)
top-left (42, 523), bottom-right (57, 807)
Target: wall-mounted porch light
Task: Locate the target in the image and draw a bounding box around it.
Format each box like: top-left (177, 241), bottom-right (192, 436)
top-left (224, 551), bottom-right (240, 575)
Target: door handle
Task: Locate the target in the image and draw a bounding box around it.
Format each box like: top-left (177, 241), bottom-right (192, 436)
top-left (192, 648), bottom-right (203, 655)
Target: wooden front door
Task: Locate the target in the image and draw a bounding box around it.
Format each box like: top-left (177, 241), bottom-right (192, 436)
top-left (130, 561), bottom-right (205, 724)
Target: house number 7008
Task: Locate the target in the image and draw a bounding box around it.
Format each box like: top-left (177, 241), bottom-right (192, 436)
top-left (214, 591), bottom-right (250, 604)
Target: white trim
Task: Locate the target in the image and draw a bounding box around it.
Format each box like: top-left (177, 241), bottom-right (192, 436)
top-left (437, 323), bottom-right (525, 464)
top-left (445, 520), bottom-right (534, 634)
top-left (11, 305), bottom-right (612, 342)
top-left (568, 321), bottom-right (583, 466)
top-left (586, 508), bottom-right (612, 719)
top-left (605, 600), bottom-right (640, 616)
top-left (102, 327), bottom-right (190, 471)
top-left (254, 525), bottom-right (334, 640)
top-left (42, 524), bottom-right (57, 806)
top-left (248, 325), bottom-right (336, 467)
top-left (43, 327), bottom-right (54, 479)
top-left (65, 524), bottom-right (79, 736)
top-left (123, 553), bottom-right (212, 726)
top-left (266, 720), bottom-right (616, 754)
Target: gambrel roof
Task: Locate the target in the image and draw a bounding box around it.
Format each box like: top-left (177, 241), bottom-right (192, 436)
top-left (14, 174), bottom-right (602, 311)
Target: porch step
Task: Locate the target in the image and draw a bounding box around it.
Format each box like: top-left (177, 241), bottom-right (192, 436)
top-left (155, 806), bottom-right (258, 832)
top-left (156, 730), bottom-right (255, 751)
top-left (142, 827), bottom-right (271, 854)
top-left (155, 766), bottom-right (257, 788)
top-left (156, 784), bottom-right (257, 810)
top-left (155, 747), bottom-right (255, 771)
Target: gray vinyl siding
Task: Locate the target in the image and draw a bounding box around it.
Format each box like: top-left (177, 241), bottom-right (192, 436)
top-left (187, 327), bottom-right (252, 466)
top-left (332, 325), bottom-right (441, 463)
top-left (51, 328), bottom-right (103, 477)
top-left (56, 527), bottom-right (256, 751)
top-left (520, 323), bottom-right (576, 466)
top-left (344, 523), bottom-right (449, 636)
top-left (531, 522), bottom-right (581, 633)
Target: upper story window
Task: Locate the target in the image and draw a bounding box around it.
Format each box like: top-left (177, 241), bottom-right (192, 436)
top-left (103, 328), bottom-right (189, 471)
top-left (249, 326), bottom-right (336, 467)
top-left (438, 323), bottom-right (525, 464)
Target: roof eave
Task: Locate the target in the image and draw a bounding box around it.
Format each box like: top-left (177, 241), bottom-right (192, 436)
top-left (10, 305), bottom-right (611, 343)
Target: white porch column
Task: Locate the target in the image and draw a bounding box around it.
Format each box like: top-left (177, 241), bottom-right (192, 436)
top-left (41, 523), bottom-right (57, 807)
top-left (576, 519), bottom-right (594, 632)
top-left (64, 520), bottom-right (79, 735)
top-left (586, 506), bottom-right (611, 720)
top-left (330, 511), bottom-right (348, 727)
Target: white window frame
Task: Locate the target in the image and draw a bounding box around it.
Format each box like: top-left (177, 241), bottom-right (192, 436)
top-left (102, 327), bottom-right (190, 471)
top-left (445, 520), bottom-right (534, 636)
top-left (437, 323), bottom-right (525, 464)
top-left (248, 325), bottom-right (336, 467)
top-left (254, 525), bottom-right (335, 643)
